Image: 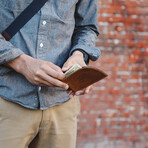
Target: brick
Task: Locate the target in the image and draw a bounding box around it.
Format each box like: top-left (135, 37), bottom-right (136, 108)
top-left (77, 0), bottom-right (148, 147)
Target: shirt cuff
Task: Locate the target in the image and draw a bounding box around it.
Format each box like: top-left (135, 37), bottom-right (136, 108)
top-left (0, 48), bottom-right (24, 64)
top-left (69, 44), bottom-right (101, 61)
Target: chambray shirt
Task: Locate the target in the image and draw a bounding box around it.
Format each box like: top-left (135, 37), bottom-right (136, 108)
top-left (0, 0), bottom-right (100, 110)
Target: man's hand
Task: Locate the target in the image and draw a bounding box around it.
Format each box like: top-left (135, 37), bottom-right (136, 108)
top-left (6, 54), bottom-right (69, 89)
top-left (62, 51), bottom-right (93, 98)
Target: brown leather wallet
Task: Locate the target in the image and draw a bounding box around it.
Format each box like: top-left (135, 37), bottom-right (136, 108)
top-left (63, 66), bottom-right (108, 92)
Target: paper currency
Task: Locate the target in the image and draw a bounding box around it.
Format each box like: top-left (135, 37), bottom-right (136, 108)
top-left (65, 64), bottom-right (82, 77)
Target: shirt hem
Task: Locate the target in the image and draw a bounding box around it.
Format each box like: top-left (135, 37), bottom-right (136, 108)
top-left (0, 95), bottom-right (70, 110)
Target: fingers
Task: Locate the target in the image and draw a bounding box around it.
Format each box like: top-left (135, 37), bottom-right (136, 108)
top-left (68, 85), bottom-right (93, 99)
top-left (62, 59), bottom-right (72, 72)
top-left (40, 64), bottom-right (65, 80)
top-left (85, 85), bottom-right (93, 93)
top-left (75, 85), bottom-right (93, 96)
top-left (37, 80), bottom-right (54, 87)
top-left (69, 91), bottom-right (75, 99)
top-left (34, 70), bottom-right (69, 89)
top-left (48, 62), bottom-right (64, 73)
top-left (61, 51), bottom-right (87, 73)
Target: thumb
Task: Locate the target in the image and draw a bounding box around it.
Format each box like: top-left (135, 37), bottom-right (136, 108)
top-left (62, 61), bottom-right (71, 72)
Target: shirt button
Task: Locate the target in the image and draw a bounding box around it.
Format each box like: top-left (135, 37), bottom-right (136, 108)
top-left (39, 87), bottom-right (41, 91)
top-left (40, 43), bottom-right (43, 48)
top-left (43, 21), bottom-right (47, 25)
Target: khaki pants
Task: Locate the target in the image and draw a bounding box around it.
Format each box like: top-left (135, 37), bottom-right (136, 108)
top-left (0, 96), bottom-right (80, 148)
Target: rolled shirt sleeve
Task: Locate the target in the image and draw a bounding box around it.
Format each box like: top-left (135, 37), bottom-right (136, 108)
top-left (70, 0), bottom-right (101, 61)
top-left (0, 34), bottom-right (23, 64)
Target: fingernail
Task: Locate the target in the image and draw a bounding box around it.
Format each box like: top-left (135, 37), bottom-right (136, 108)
top-left (62, 67), bottom-right (68, 71)
top-left (76, 92), bottom-right (80, 95)
top-left (86, 89), bottom-right (89, 93)
top-left (65, 85), bottom-right (69, 90)
top-left (60, 71), bottom-right (64, 74)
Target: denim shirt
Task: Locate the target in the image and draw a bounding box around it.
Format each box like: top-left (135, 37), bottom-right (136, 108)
top-left (0, 0), bottom-right (100, 110)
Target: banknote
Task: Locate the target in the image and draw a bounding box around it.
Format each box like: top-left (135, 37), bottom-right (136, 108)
top-left (65, 64), bottom-right (82, 77)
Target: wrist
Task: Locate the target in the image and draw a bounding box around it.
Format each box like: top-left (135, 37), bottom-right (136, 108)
top-left (6, 54), bottom-right (28, 73)
top-left (72, 50), bottom-right (84, 58)
top-left (72, 50), bottom-right (89, 64)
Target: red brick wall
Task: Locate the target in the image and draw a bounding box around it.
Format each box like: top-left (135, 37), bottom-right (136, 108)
top-left (77, 0), bottom-right (148, 147)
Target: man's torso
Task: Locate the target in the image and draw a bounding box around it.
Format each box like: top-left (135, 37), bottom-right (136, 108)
top-left (0, 0), bottom-right (78, 110)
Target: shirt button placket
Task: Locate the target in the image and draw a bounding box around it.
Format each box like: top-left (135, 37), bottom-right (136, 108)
top-left (37, 7), bottom-right (49, 109)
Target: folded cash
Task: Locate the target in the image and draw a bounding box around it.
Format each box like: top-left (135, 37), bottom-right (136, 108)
top-left (65, 64), bottom-right (82, 77)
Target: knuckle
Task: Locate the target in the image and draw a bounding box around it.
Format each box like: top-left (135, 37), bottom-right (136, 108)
top-left (40, 63), bottom-right (47, 70)
top-left (35, 70), bottom-right (42, 77)
top-left (61, 83), bottom-right (67, 88)
top-left (47, 61), bottom-right (54, 67)
top-left (48, 61), bottom-right (52, 65)
top-left (54, 66), bottom-right (62, 73)
top-left (56, 73), bottom-right (63, 79)
top-left (54, 72), bottom-right (58, 78)
top-left (50, 79), bottom-right (58, 86)
top-left (55, 81), bottom-right (65, 88)
top-left (55, 81), bottom-right (62, 87)
top-left (34, 76), bottom-right (39, 83)
top-left (55, 72), bottom-right (64, 80)
top-left (57, 67), bottom-right (62, 72)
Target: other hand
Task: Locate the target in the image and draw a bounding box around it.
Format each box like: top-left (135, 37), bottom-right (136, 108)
top-left (62, 50), bottom-right (93, 98)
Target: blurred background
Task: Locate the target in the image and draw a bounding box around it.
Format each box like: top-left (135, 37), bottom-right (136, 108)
top-left (77, 0), bottom-right (148, 148)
